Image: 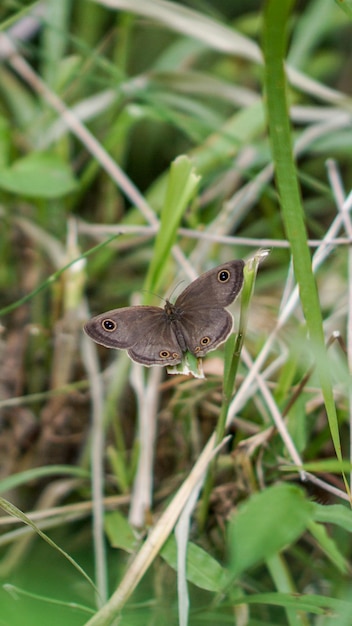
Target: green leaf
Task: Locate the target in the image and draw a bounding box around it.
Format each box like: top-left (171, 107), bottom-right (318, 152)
top-left (313, 502), bottom-right (352, 531)
top-left (235, 591), bottom-right (352, 616)
top-left (308, 520), bottom-right (347, 573)
top-left (0, 152), bottom-right (78, 198)
top-left (161, 536), bottom-right (230, 592)
top-left (104, 511), bottom-right (139, 553)
top-left (228, 484), bottom-right (314, 577)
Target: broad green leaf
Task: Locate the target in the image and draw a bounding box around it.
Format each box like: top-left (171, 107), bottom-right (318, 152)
top-left (161, 535), bottom-right (230, 592)
top-left (0, 152), bottom-right (78, 198)
top-left (229, 484), bottom-right (314, 577)
top-left (104, 511), bottom-right (139, 553)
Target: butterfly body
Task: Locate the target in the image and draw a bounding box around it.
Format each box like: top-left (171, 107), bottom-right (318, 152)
top-left (84, 260), bottom-right (244, 367)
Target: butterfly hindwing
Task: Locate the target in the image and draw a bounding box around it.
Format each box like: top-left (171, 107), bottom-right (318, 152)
top-left (179, 307), bottom-right (234, 357)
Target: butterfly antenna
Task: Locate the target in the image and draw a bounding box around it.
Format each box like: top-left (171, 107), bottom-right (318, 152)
top-left (140, 289), bottom-right (166, 304)
top-left (168, 280), bottom-right (185, 302)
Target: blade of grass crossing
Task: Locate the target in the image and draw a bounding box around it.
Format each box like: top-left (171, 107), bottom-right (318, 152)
top-left (262, 0), bottom-right (347, 493)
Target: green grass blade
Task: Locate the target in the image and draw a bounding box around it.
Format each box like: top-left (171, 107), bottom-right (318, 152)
top-left (143, 155), bottom-right (200, 299)
top-left (0, 497), bottom-right (97, 592)
top-left (0, 235), bottom-right (118, 317)
top-left (0, 465), bottom-right (89, 495)
top-left (335, 0), bottom-right (352, 19)
top-left (262, 0), bottom-right (346, 490)
top-left (3, 584), bottom-right (94, 616)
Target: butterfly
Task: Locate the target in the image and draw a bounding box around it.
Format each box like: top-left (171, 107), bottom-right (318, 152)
top-left (84, 260), bottom-right (244, 367)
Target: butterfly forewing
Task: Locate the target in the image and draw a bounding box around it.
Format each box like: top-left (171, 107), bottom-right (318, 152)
top-left (175, 260), bottom-right (244, 309)
top-left (84, 307), bottom-right (165, 349)
top-left (84, 306), bottom-right (183, 365)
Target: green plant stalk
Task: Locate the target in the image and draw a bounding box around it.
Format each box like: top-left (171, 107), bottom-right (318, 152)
top-left (219, 259), bottom-right (257, 440)
top-left (262, 1), bottom-right (347, 490)
top-left (198, 256), bottom-right (258, 530)
top-left (267, 553), bottom-right (308, 626)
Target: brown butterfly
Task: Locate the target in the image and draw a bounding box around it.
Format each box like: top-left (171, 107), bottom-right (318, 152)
top-left (84, 260), bottom-right (244, 367)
